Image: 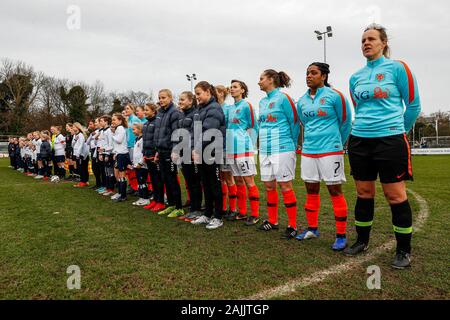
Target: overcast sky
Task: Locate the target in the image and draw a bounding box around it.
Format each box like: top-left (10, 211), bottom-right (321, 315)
top-left (1, 0), bottom-right (449, 114)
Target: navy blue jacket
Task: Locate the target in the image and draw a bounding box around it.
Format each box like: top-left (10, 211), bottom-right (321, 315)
top-left (142, 115), bottom-right (157, 157)
top-left (192, 98), bottom-right (226, 152)
top-left (40, 141), bottom-right (52, 158)
top-left (177, 106), bottom-right (198, 149)
top-left (153, 102), bottom-right (180, 153)
top-left (8, 143), bottom-right (14, 156)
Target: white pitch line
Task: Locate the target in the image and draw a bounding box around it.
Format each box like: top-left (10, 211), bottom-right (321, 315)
top-left (244, 189), bottom-right (429, 300)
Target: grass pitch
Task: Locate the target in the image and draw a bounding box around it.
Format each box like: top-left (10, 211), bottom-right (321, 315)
top-left (0, 156), bottom-right (448, 299)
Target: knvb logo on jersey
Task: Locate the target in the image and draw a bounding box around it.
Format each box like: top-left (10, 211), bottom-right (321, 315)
top-left (231, 118), bottom-right (240, 124)
top-left (235, 109), bottom-right (241, 114)
top-left (269, 102), bottom-right (275, 109)
top-left (320, 98), bottom-right (326, 105)
top-left (317, 108), bottom-right (327, 117)
top-left (374, 87), bottom-right (390, 99)
top-left (376, 73), bottom-right (385, 82)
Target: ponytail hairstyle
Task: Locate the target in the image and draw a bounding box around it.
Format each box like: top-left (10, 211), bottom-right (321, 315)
top-left (308, 62), bottom-right (331, 87)
top-left (263, 69), bottom-right (292, 88)
top-left (112, 113), bottom-right (128, 128)
top-left (181, 91), bottom-right (198, 108)
top-left (215, 85), bottom-right (230, 103)
top-left (364, 23), bottom-right (390, 58)
top-left (194, 81), bottom-right (218, 102)
top-left (231, 80), bottom-right (249, 98)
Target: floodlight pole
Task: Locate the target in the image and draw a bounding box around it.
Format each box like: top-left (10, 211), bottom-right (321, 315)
top-left (314, 26), bottom-right (333, 63)
top-left (186, 74), bottom-right (197, 92)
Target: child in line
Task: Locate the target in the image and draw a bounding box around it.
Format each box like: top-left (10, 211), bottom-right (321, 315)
top-left (111, 113), bottom-right (130, 202)
top-left (72, 122), bottom-right (90, 187)
top-left (53, 126), bottom-right (66, 179)
top-left (97, 115), bottom-right (115, 196)
top-left (39, 131), bottom-right (52, 180)
top-left (130, 123), bottom-right (150, 206)
top-left (142, 103), bottom-right (165, 212)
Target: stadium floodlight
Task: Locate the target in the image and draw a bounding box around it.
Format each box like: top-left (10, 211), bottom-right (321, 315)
top-left (314, 26), bottom-right (334, 63)
top-left (186, 73), bottom-right (197, 92)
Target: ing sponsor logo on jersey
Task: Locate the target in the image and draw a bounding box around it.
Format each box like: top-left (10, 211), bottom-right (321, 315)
top-left (265, 114), bottom-right (277, 123)
top-left (231, 118), bottom-right (240, 124)
top-left (374, 87), bottom-right (390, 99)
top-left (317, 108), bottom-right (327, 117)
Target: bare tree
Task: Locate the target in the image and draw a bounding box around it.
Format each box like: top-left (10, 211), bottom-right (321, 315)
top-left (86, 80), bottom-right (108, 119)
top-left (0, 58), bottom-right (45, 133)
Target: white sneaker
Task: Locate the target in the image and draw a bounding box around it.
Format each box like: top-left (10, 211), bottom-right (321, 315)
top-left (206, 218), bottom-right (224, 230)
top-left (102, 190), bottom-right (113, 196)
top-left (191, 215), bottom-right (211, 225)
top-left (111, 193), bottom-right (121, 200)
top-left (132, 198), bottom-right (142, 205)
top-left (34, 175), bottom-right (43, 179)
top-left (136, 199), bottom-right (150, 206)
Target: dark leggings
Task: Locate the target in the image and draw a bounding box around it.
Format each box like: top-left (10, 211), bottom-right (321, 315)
top-left (98, 157), bottom-right (107, 188)
top-left (136, 167), bottom-right (149, 200)
top-left (91, 152), bottom-right (102, 187)
top-left (76, 156), bottom-right (90, 183)
top-left (199, 163), bottom-right (222, 219)
top-left (158, 152), bottom-right (182, 209)
top-left (41, 157), bottom-right (52, 177)
top-left (105, 155), bottom-right (116, 190)
top-left (181, 163), bottom-right (203, 212)
top-left (146, 159), bottom-right (164, 204)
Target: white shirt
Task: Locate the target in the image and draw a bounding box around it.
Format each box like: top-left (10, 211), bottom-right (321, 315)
top-left (132, 137), bottom-right (146, 168)
top-left (87, 130), bottom-right (99, 150)
top-left (73, 133), bottom-right (89, 159)
top-left (103, 128), bottom-right (114, 154)
top-left (32, 139), bottom-right (41, 157)
top-left (112, 125), bottom-right (128, 155)
top-left (54, 133), bottom-right (66, 156)
top-left (86, 130), bottom-right (99, 158)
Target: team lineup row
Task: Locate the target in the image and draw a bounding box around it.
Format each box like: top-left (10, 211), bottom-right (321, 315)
top-left (7, 24), bottom-right (421, 269)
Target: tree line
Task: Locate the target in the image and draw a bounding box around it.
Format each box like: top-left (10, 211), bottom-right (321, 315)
top-left (0, 57), bottom-right (449, 139)
top-left (0, 58), bottom-right (154, 135)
